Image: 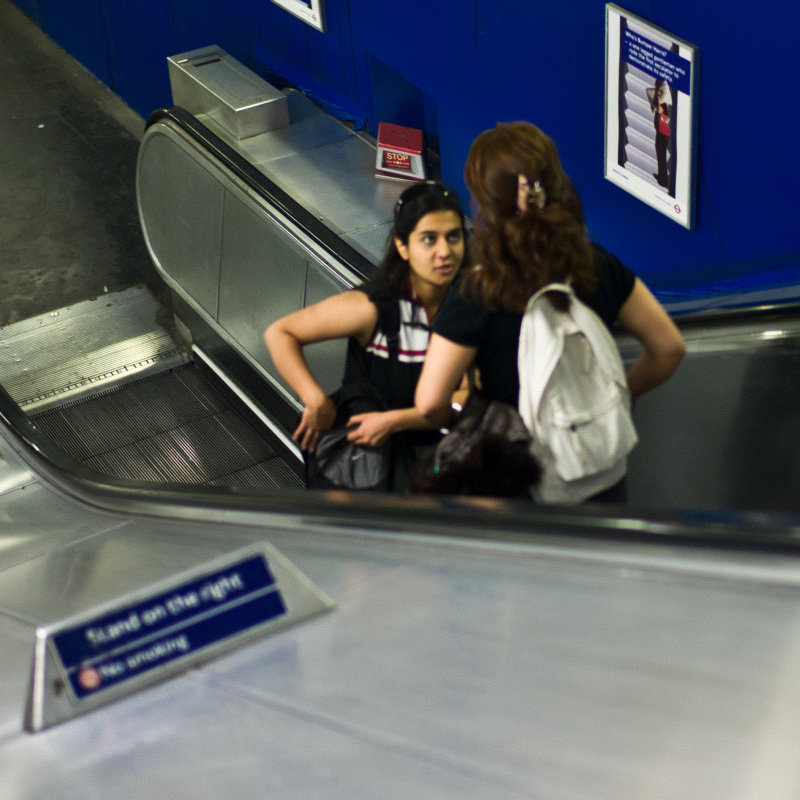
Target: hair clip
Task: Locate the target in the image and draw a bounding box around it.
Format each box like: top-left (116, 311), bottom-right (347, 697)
top-left (528, 180), bottom-right (547, 210)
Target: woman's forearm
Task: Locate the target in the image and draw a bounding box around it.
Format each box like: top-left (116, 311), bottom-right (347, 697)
top-left (626, 344), bottom-right (685, 398)
top-left (415, 335), bottom-right (477, 426)
top-left (264, 325), bottom-right (327, 408)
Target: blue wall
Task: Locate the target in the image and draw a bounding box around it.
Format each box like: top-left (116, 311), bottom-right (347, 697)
top-left (17, 0), bottom-right (800, 301)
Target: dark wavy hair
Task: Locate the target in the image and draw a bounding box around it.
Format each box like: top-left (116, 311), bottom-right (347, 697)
top-left (462, 122), bottom-right (596, 313)
top-left (366, 180), bottom-right (469, 300)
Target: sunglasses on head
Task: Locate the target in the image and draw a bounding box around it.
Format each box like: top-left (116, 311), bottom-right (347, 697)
top-left (394, 180), bottom-right (452, 216)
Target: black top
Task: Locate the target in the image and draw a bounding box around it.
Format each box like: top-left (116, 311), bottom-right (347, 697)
top-left (433, 244), bottom-right (636, 406)
top-left (341, 280), bottom-right (435, 410)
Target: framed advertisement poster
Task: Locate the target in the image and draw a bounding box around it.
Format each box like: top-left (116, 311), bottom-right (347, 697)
top-left (604, 5), bottom-right (698, 228)
top-left (271, 0), bottom-right (326, 32)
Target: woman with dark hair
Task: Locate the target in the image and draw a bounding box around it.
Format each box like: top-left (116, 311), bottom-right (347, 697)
top-left (265, 180), bottom-right (469, 465)
top-left (414, 122), bottom-right (685, 502)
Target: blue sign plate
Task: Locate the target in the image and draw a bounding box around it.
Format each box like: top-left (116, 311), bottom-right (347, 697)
top-left (52, 554), bottom-right (286, 700)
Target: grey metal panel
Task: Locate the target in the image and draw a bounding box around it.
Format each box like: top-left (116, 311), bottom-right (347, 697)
top-left (138, 118), bottom-right (372, 406)
top-left (627, 338), bottom-right (800, 511)
top-left (0, 616), bottom-right (32, 741)
top-left (218, 190), bottom-right (310, 379)
top-left (216, 186), bottom-right (352, 399)
top-left (168, 47), bottom-right (289, 140)
top-left (235, 91), bottom-right (354, 163)
top-left (206, 528), bottom-right (800, 800)
top-left (342, 218), bottom-right (395, 264)
top-left (0, 452), bottom-right (33, 498)
top-left (2, 489), bottom-right (800, 797)
top-left (137, 129), bottom-right (225, 317)
top-left (0, 287), bottom-right (189, 413)
top-left (257, 136), bottom-right (403, 242)
top-left (0, 480), bottom-right (127, 576)
top-left (0, 518), bottom-right (270, 625)
top-left (302, 260), bottom-right (350, 396)
top-left (201, 90), bottom-right (404, 255)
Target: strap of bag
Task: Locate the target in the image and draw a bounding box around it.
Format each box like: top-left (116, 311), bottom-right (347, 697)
top-left (373, 294), bottom-right (403, 402)
top-left (527, 281), bottom-right (574, 307)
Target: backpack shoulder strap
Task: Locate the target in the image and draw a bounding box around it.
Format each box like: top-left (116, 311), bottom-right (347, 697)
top-left (527, 282), bottom-right (574, 309)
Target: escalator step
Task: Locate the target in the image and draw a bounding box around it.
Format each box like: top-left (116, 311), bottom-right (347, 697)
top-left (30, 363), bottom-right (303, 489)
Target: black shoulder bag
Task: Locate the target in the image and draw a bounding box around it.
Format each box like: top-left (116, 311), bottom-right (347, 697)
top-left (409, 392), bottom-right (541, 498)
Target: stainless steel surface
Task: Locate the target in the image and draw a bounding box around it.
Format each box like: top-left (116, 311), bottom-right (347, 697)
top-left (625, 308), bottom-right (800, 511)
top-left (0, 481), bottom-right (124, 578)
top-left (137, 128), bottom-right (226, 318)
top-left (137, 116), bottom-right (368, 406)
top-left (0, 450), bottom-right (33, 497)
top-left (217, 185), bottom-right (348, 397)
top-left (168, 47), bottom-right (289, 140)
top-left (24, 541), bottom-right (333, 732)
top-left (0, 287), bottom-right (189, 413)
top-left (234, 90), bottom-right (352, 162)
top-left (251, 134), bottom-right (401, 259)
top-left (205, 90), bottom-right (404, 264)
top-left (1, 442), bottom-right (800, 796)
top-left (0, 615), bottom-right (32, 739)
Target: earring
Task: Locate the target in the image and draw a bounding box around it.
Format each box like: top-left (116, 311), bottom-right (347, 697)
top-left (528, 180), bottom-right (546, 210)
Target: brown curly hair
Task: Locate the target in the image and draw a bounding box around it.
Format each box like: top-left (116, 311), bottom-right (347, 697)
top-left (463, 121), bottom-right (596, 313)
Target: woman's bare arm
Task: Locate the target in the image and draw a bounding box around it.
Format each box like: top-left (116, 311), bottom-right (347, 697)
top-left (415, 334), bottom-right (477, 427)
top-left (264, 291), bottom-right (377, 450)
top-left (616, 278), bottom-right (686, 398)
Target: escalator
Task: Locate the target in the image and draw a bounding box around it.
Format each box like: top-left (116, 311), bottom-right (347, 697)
top-left (0, 90), bottom-right (400, 494)
top-left (31, 360), bottom-right (303, 489)
top-left (5, 32), bottom-right (800, 794)
top-left (3, 88), bottom-right (800, 512)
top-left (0, 281), bottom-right (303, 491)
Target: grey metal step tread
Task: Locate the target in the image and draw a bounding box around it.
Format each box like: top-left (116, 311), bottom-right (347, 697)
top-left (30, 363), bottom-right (304, 490)
top-left (0, 286), bottom-right (190, 413)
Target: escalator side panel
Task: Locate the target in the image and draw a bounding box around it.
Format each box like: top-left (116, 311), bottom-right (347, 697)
top-left (218, 187), bottom-right (348, 398)
top-left (137, 130), bottom-right (226, 318)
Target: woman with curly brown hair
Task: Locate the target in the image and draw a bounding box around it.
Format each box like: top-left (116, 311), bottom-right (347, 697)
top-left (414, 121), bottom-right (685, 502)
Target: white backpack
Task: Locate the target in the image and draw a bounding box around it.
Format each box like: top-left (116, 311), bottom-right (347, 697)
top-left (517, 283), bottom-right (638, 504)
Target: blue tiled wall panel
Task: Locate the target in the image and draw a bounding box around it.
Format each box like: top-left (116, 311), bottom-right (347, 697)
top-left (12, 0), bottom-right (800, 298)
top-left (39, 0), bottom-right (113, 87)
top-left (13, 0), bottom-right (40, 25)
top-left (104, 0), bottom-right (174, 116)
top-left (166, 0), bottom-right (227, 55)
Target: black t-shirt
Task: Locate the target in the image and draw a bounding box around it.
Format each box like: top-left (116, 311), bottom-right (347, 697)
top-left (433, 244), bottom-right (636, 406)
top-left (341, 281), bottom-right (432, 409)
top-left (340, 281), bottom-right (441, 450)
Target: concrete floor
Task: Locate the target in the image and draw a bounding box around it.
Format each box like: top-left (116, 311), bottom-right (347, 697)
top-left (0, 0), bottom-right (164, 327)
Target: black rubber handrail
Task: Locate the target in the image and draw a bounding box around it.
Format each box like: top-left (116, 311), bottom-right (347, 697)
top-left (2, 377), bottom-right (800, 557)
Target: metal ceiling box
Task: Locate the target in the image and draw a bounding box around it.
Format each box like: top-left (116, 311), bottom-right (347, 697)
top-left (167, 46), bottom-right (289, 140)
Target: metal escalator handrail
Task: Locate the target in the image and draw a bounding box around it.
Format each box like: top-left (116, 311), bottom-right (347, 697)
top-left (671, 297), bottom-right (800, 327)
top-left (2, 379), bottom-right (800, 557)
top-left (145, 106), bottom-right (375, 285)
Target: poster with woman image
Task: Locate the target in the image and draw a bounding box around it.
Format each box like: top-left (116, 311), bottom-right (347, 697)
top-left (604, 4), bottom-right (698, 228)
